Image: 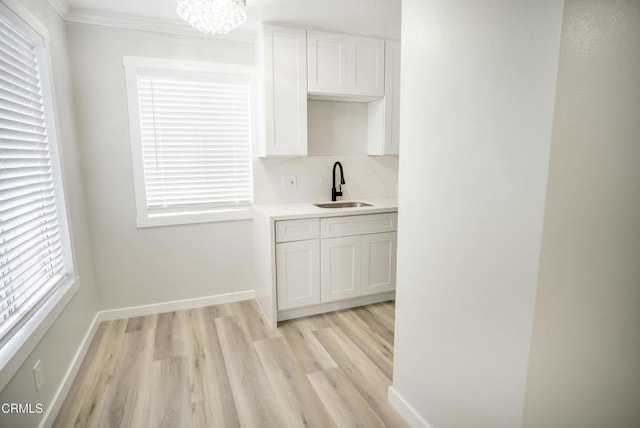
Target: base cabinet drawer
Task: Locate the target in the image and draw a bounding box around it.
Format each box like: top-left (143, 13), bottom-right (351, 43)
top-left (321, 212), bottom-right (397, 238)
top-left (276, 218), bottom-right (320, 242)
top-left (276, 240), bottom-right (320, 310)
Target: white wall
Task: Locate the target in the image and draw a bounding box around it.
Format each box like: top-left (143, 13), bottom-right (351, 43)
top-left (523, 1), bottom-right (640, 426)
top-left (67, 23), bottom-right (398, 309)
top-left (308, 100), bottom-right (368, 156)
top-left (0, 1), bottom-right (99, 426)
top-left (66, 23), bottom-right (256, 310)
top-left (391, 1), bottom-right (564, 426)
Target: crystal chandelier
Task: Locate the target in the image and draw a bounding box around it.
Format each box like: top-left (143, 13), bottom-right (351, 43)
top-left (177, 0), bottom-right (247, 35)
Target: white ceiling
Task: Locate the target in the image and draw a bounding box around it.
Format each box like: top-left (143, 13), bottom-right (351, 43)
top-left (65, 0), bottom-right (402, 39)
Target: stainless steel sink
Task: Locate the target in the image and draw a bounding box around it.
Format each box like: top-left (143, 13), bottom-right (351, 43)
top-left (313, 201), bottom-right (373, 208)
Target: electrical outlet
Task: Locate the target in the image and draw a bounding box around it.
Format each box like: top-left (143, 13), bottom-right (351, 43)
top-left (283, 175), bottom-right (297, 189)
top-left (33, 360), bottom-right (43, 392)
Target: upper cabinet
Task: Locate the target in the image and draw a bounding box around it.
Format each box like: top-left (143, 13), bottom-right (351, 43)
top-left (256, 25), bottom-right (399, 157)
top-left (348, 35), bottom-right (386, 97)
top-left (256, 25), bottom-right (308, 157)
top-left (307, 31), bottom-right (348, 95)
top-left (368, 40), bottom-right (401, 156)
top-left (307, 31), bottom-right (385, 101)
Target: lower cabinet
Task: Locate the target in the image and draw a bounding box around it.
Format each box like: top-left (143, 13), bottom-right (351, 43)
top-left (275, 212), bottom-right (397, 314)
top-left (321, 232), bottom-right (397, 302)
top-left (321, 236), bottom-right (362, 302)
top-left (276, 240), bottom-right (320, 310)
top-left (361, 232), bottom-right (397, 296)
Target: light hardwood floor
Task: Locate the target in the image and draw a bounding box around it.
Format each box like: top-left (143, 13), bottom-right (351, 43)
top-left (54, 300), bottom-right (407, 427)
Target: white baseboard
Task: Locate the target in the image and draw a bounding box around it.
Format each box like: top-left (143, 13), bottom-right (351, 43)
top-left (254, 295), bottom-right (275, 330)
top-left (39, 289), bottom-right (256, 426)
top-left (97, 289), bottom-right (256, 321)
top-left (388, 385), bottom-right (433, 428)
top-left (39, 312), bottom-right (101, 428)
top-left (277, 291), bottom-right (395, 322)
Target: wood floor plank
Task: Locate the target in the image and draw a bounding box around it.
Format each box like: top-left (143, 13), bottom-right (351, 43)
top-left (153, 311), bottom-right (185, 361)
top-left (229, 300), bottom-right (279, 342)
top-left (150, 357), bottom-right (191, 428)
top-left (53, 319), bottom-right (127, 428)
top-left (215, 316), bottom-right (286, 427)
top-left (352, 305), bottom-right (395, 345)
top-left (125, 314), bottom-right (157, 333)
top-left (314, 326), bottom-right (408, 427)
top-left (201, 306), bottom-right (246, 424)
top-left (54, 300), bottom-right (406, 427)
top-left (203, 302), bottom-right (234, 319)
top-left (254, 337), bottom-right (336, 427)
top-left (308, 367), bottom-right (386, 428)
top-left (277, 318), bottom-right (337, 374)
top-left (303, 312), bottom-right (337, 330)
top-left (98, 328), bottom-right (154, 427)
top-left (365, 302), bottom-right (395, 332)
top-left (183, 308), bottom-right (240, 427)
top-left (333, 310), bottom-right (394, 380)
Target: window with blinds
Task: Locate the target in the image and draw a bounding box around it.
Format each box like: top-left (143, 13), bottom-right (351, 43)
top-left (0, 16), bottom-right (68, 341)
top-left (125, 61), bottom-right (254, 227)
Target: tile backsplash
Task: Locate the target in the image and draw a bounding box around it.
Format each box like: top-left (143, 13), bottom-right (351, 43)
top-left (253, 156), bottom-right (399, 204)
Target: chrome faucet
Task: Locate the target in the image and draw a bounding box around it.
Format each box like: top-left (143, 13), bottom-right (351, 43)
top-left (331, 161), bottom-right (346, 201)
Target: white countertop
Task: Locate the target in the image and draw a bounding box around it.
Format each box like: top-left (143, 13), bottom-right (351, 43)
top-left (254, 197), bottom-right (398, 221)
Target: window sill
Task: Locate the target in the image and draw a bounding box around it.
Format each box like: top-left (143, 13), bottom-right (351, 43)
top-left (136, 206), bottom-right (254, 228)
top-left (0, 277), bottom-right (79, 391)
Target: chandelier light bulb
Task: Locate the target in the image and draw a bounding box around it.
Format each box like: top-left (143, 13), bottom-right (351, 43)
top-left (177, 0), bottom-right (247, 35)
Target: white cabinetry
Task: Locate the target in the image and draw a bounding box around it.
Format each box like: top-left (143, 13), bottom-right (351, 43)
top-left (348, 35), bottom-right (386, 97)
top-left (275, 218), bottom-right (320, 310)
top-left (321, 212), bottom-right (397, 237)
top-left (321, 236), bottom-right (362, 302)
top-left (274, 212), bottom-right (397, 320)
top-left (361, 232), bottom-right (397, 295)
top-left (321, 233), bottom-right (397, 302)
top-left (368, 40), bottom-right (401, 156)
top-left (257, 26), bottom-right (399, 157)
top-left (257, 25), bottom-right (307, 156)
top-left (275, 218), bottom-right (319, 242)
top-left (307, 31), bottom-right (348, 95)
top-left (276, 240), bottom-right (320, 310)
top-left (308, 31), bottom-right (385, 100)
top-left (320, 213), bottom-right (397, 303)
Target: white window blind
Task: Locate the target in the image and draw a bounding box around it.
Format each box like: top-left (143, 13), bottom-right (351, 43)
top-left (136, 74), bottom-right (253, 213)
top-left (0, 17), bottom-right (66, 340)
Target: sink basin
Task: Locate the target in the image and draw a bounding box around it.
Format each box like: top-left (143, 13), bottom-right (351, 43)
top-left (313, 201), bottom-right (373, 209)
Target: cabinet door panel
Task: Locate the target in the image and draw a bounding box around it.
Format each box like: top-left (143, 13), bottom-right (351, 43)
top-left (321, 236), bottom-right (362, 302)
top-left (348, 36), bottom-right (385, 97)
top-left (384, 40), bottom-right (400, 155)
top-left (262, 25), bottom-right (307, 156)
top-left (308, 31), bottom-right (348, 94)
top-left (361, 232), bottom-right (397, 296)
top-left (276, 240), bottom-right (320, 310)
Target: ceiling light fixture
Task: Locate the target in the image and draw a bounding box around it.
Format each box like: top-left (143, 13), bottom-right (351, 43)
top-left (177, 0), bottom-right (247, 35)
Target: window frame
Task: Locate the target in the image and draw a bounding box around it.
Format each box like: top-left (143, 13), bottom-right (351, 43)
top-left (123, 56), bottom-right (257, 228)
top-left (0, 0), bottom-right (78, 390)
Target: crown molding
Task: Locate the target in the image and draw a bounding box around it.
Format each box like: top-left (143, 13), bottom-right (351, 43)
top-left (47, 0), bottom-right (70, 18)
top-left (45, 1), bottom-right (255, 43)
